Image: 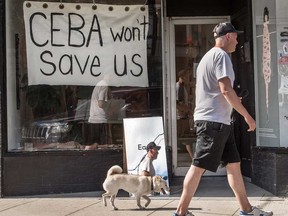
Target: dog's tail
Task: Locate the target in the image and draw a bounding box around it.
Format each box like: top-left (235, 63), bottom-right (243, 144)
top-left (107, 165), bottom-right (123, 177)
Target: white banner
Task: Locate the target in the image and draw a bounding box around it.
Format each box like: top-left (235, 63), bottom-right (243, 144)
top-left (23, 1), bottom-right (149, 86)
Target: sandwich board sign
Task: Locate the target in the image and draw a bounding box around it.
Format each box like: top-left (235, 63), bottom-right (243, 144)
top-left (123, 116), bottom-right (169, 194)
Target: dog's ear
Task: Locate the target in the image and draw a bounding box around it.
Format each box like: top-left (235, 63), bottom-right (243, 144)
top-left (155, 176), bottom-right (162, 185)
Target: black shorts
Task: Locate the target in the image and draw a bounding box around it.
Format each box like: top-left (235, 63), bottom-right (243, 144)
top-left (192, 121), bottom-right (240, 172)
top-left (86, 123), bottom-right (109, 145)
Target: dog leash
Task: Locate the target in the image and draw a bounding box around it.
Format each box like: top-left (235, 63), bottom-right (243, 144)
top-left (150, 176), bottom-right (154, 191)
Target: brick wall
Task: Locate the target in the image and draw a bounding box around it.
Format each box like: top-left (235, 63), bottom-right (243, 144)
top-left (252, 147), bottom-right (288, 196)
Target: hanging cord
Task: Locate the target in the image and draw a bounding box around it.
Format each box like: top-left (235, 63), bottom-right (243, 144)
top-left (91, 0), bottom-right (97, 10)
top-left (59, 0), bottom-right (64, 9)
top-left (140, 0), bottom-right (148, 11)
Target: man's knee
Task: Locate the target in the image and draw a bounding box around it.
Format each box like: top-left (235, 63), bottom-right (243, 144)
top-left (186, 165), bottom-right (205, 178)
top-left (226, 162), bottom-right (241, 173)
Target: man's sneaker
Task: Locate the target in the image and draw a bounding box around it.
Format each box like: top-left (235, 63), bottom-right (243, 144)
top-left (240, 206), bottom-right (273, 216)
top-left (173, 211), bottom-right (194, 216)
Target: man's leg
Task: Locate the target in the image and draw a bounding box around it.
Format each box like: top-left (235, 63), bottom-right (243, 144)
top-left (226, 162), bottom-right (252, 212)
top-left (175, 165), bottom-right (205, 215)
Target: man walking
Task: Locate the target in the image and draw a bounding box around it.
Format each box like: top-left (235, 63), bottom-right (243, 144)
top-left (173, 22), bottom-right (273, 216)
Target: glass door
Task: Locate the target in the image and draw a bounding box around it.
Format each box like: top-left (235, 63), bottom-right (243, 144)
top-left (169, 17), bottom-right (229, 176)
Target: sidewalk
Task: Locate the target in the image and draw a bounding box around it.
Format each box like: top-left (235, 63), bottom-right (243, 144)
top-left (0, 177), bottom-right (286, 216)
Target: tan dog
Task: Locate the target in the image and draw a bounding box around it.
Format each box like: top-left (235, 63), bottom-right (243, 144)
top-left (102, 165), bottom-right (169, 210)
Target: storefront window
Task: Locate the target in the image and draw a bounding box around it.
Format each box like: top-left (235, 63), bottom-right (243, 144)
top-left (5, 0), bottom-right (163, 152)
top-left (253, 0), bottom-right (288, 147)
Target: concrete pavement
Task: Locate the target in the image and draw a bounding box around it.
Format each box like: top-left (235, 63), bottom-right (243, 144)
top-left (0, 177), bottom-right (286, 216)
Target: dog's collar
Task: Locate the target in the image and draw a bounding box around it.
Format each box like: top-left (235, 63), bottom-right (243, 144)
top-left (150, 176), bottom-right (154, 191)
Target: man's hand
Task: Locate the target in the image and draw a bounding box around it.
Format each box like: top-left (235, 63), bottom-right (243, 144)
top-left (219, 77), bottom-right (256, 132)
top-left (244, 116), bottom-right (256, 132)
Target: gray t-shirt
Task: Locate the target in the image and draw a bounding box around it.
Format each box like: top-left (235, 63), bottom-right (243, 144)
top-left (88, 80), bottom-right (109, 123)
top-left (194, 47), bottom-right (234, 125)
top-left (139, 155), bottom-right (155, 176)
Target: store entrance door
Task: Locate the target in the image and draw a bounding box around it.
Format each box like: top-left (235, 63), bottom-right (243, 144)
top-left (169, 17), bottom-right (229, 176)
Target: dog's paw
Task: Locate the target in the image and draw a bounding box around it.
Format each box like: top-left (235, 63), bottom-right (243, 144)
top-left (145, 201), bottom-right (151, 208)
top-left (102, 200), bottom-right (107, 207)
top-left (113, 207), bottom-right (119, 210)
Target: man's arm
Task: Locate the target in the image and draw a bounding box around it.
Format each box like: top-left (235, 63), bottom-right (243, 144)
top-left (97, 86), bottom-right (109, 109)
top-left (218, 77), bottom-right (256, 131)
top-left (139, 157), bottom-right (151, 176)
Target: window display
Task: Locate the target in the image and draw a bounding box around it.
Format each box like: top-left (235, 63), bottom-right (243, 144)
top-left (253, 0), bottom-right (288, 147)
top-left (5, 0), bottom-right (163, 152)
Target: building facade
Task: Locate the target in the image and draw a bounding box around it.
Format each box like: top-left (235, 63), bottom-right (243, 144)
top-left (0, 0), bottom-right (287, 197)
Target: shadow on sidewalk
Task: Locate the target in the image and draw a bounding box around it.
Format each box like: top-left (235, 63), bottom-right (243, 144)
top-left (115, 207), bottom-right (202, 211)
top-left (170, 176), bottom-right (275, 198)
top-left (11, 176), bottom-right (275, 199)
